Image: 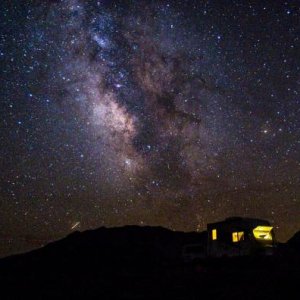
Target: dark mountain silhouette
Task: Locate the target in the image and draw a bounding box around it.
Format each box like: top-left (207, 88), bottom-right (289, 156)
top-left (287, 231), bottom-right (300, 250)
top-left (0, 226), bottom-right (299, 299)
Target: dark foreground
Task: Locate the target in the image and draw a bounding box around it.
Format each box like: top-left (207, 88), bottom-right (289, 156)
top-left (0, 226), bottom-right (299, 299)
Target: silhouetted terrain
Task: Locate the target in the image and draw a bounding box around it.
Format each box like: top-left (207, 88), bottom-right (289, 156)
top-left (287, 230), bottom-right (300, 250)
top-left (0, 226), bottom-right (299, 299)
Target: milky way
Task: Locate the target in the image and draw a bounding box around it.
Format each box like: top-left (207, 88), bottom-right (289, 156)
top-left (0, 0), bottom-right (299, 255)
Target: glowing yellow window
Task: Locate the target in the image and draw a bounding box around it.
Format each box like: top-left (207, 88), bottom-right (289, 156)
top-left (232, 231), bottom-right (244, 242)
top-left (212, 229), bottom-right (217, 240)
top-left (253, 226), bottom-right (273, 241)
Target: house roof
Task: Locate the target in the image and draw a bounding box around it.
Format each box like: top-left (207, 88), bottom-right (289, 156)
top-left (207, 216), bottom-right (271, 229)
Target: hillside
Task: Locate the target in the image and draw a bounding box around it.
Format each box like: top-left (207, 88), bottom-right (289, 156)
top-left (0, 226), bottom-right (299, 299)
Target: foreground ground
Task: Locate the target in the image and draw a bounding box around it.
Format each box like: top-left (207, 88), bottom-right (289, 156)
top-left (0, 226), bottom-right (299, 299)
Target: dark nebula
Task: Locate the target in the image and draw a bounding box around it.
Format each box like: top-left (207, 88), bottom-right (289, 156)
top-left (0, 0), bottom-right (299, 255)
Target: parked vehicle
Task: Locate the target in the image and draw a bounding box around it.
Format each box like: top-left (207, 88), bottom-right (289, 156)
top-left (182, 243), bottom-right (206, 263)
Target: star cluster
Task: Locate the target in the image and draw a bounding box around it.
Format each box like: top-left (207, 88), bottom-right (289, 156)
top-left (0, 0), bottom-right (299, 255)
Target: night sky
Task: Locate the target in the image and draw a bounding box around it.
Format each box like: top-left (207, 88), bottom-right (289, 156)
top-left (1, 0), bottom-right (299, 255)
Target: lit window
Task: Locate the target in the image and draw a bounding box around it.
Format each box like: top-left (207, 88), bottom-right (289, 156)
top-left (212, 229), bottom-right (217, 240)
top-left (253, 226), bottom-right (273, 241)
top-left (232, 231), bottom-right (244, 242)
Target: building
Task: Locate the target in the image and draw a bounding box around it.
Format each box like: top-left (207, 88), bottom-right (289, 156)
top-left (207, 217), bottom-right (276, 257)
